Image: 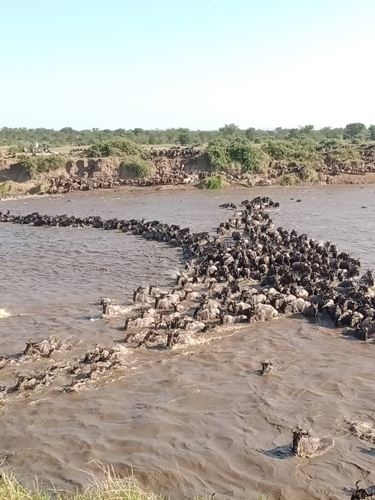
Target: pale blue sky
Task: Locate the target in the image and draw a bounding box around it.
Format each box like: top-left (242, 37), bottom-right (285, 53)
top-left (0, 0), bottom-right (374, 129)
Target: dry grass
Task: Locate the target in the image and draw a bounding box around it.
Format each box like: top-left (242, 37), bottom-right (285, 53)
top-left (0, 469), bottom-right (269, 499)
top-left (0, 469), bottom-right (162, 500)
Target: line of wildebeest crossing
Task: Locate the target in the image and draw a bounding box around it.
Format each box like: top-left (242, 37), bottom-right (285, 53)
top-left (1, 196), bottom-right (374, 344)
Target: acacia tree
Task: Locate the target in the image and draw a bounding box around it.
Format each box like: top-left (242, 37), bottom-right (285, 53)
top-left (299, 125), bottom-right (314, 136)
top-left (343, 123), bottom-right (367, 140)
top-left (245, 127), bottom-right (256, 140)
top-left (368, 125), bottom-right (375, 140)
top-left (219, 124), bottom-right (240, 137)
top-left (177, 128), bottom-right (191, 145)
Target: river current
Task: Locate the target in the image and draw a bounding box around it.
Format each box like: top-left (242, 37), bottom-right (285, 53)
top-left (0, 185), bottom-right (374, 499)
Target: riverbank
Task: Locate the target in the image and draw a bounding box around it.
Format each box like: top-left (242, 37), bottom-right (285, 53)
top-left (2, 170), bottom-right (375, 202)
top-left (1, 138), bottom-right (375, 198)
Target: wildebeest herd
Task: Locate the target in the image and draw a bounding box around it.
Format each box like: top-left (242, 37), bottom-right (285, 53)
top-left (1, 196), bottom-right (374, 345)
top-left (1, 197), bottom-right (375, 498)
top-left (44, 170), bottom-right (200, 194)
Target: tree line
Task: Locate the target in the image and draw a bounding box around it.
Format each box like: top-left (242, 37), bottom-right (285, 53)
top-left (0, 123), bottom-right (374, 149)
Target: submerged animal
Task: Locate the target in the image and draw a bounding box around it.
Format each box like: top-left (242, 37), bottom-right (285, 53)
top-left (292, 428), bottom-right (334, 458)
top-left (260, 360), bottom-right (274, 375)
top-left (349, 421), bottom-right (375, 444)
top-left (351, 481), bottom-right (375, 500)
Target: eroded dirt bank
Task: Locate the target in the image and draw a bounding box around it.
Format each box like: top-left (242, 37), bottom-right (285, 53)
top-left (1, 145), bottom-right (375, 199)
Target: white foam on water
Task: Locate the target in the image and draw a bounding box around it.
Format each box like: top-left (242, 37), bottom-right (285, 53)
top-left (0, 308), bottom-right (10, 319)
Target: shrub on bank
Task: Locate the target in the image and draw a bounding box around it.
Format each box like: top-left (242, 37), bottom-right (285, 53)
top-left (279, 173), bottom-right (300, 186)
top-left (298, 165), bottom-right (319, 182)
top-left (18, 155), bottom-right (66, 179)
top-left (120, 157), bottom-right (153, 178)
top-left (17, 155), bottom-right (39, 178)
top-left (8, 144), bottom-right (26, 156)
top-left (317, 138), bottom-right (362, 166)
top-left (0, 181), bottom-right (13, 197)
top-left (206, 138), bottom-right (269, 173)
top-left (201, 174), bottom-right (225, 189)
top-left (35, 155), bottom-right (66, 173)
top-left (205, 138), bottom-right (230, 170)
top-left (262, 139), bottom-right (320, 165)
top-left (83, 139), bottom-right (145, 158)
top-left (201, 137), bottom-right (367, 178)
top-left (228, 138), bottom-right (269, 173)
top-left (0, 181), bottom-right (28, 197)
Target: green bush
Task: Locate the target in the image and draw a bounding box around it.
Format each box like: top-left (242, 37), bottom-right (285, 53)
top-left (279, 173), bottom-right (300, 186)
top-left (18, 155), bottom-right (66, 178)
top-left (0, 123), bottom-right (371, 149)
top-left (36, 155), bottom-right (65, 172)
top-left (17, 155), bottom-right (39, 178)
top-left (263, 139), bottom-right (320, 164)
top-left (120, 158), bottom-right (152, 178)
top-left (201, 174), bottom-right (225, 189)
top-left (299, 165), bottom-right (319, 182)
top-left (317, 138), bottom-right (361, 166)
top-left (0, 181), bottom-right (12, 196)
top-left (8, 144), bottom-right (25, 156)
top-left (228, 138), bottom-right (268, 173)
top-left (343, 122), bottom-right (367, 140)
top-left (83, 139), bottom-right (145, 158)
top-left (206, 138), bottom-right (268, 173)
top-left (205, 138), bottom-right (230, 170)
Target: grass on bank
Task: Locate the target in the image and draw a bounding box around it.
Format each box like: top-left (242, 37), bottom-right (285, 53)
top-left (120, 157), bottom-right (153, 178)
top-left (0, 181), bottom-right (13, 197)
top-left (299, 165), bottom-right (319, 182)
top-left (0, 180), bottom-right (29, 198)
top-left (18, 154), bottom-right (66, 179)
top-left (82, 139), bottom-right (145, 159)
top-left (278, 173), bottom-right (300, 186)
top-left (206, 138), bottom-right (269, 174)
top-left (200, 174), bottom-right (225, 189)
top-left (0, 471), bottom-right (269, 500)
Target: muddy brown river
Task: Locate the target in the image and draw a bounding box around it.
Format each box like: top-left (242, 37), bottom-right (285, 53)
top-left (0, 185), bottom-right (374, 499)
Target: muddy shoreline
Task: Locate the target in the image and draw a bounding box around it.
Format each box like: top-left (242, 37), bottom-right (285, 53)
top-left (2, 170), bottom-right (375, 203)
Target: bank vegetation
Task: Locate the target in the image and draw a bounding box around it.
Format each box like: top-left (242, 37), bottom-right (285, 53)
top-left (1, 128), bottom-right (375, 195)
top-left (1, 122), bottom-right (374, 149)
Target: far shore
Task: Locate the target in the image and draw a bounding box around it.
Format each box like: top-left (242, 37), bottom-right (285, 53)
top-left (1, 138), bottom-right (375, 201)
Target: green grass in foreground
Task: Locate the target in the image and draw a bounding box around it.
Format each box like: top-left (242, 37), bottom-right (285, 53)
top-left (0, 471), bottom-right (161, 500)
top-left (0, 471), bottom-right (268, 500)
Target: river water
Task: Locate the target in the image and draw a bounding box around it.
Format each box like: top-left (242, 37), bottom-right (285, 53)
top-left (0, 185), bottom-right (374, 499)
